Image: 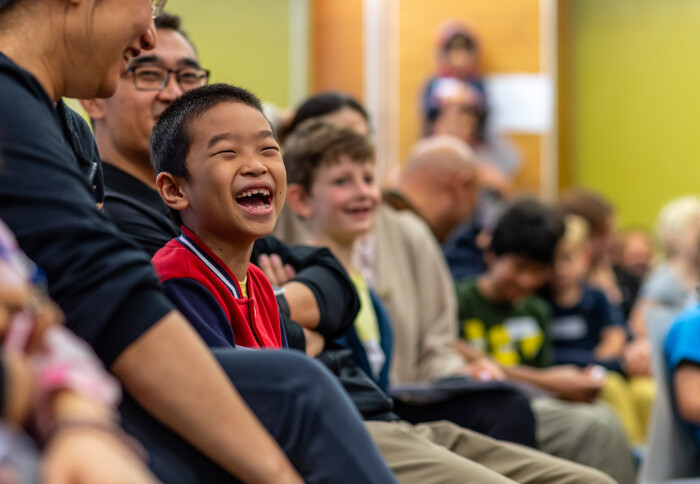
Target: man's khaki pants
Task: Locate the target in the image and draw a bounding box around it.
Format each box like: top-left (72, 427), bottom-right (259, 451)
top-left (366, 420), bottom-right (616, 484)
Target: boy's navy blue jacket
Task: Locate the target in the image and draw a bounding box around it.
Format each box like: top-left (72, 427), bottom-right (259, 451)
top-left (153, 226), bottom-right (287, 349)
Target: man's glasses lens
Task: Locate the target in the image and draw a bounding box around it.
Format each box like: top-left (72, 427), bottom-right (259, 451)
top-left (131, 65), bottom-right (210, 91)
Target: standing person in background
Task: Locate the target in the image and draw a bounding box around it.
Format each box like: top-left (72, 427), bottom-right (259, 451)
top-left (422, 20), bottom-right (519, 197)
top-left (0, 2), bottom-right (396, 482)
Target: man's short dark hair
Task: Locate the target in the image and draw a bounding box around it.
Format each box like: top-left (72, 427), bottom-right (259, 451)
top-left (151, 83), bottom-right (268, 224)
top-left (489, 197), bottom-right (565, 266)
top-left (154, 12), bottom-right (197, 55)
top-left (283, 119), bottom-right (375, 193)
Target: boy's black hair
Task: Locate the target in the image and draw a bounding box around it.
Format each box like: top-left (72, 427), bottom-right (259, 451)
top-left (151, 83), bottom-right (269, 225)
top-left (489, 197), bottom-right (565, 266)
top-left (282, 92), bottom-right (370, 143)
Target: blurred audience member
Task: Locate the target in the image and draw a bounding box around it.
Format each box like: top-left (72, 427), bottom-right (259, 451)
top-left (422, 21), bottom-right (519, 198)
top-left (614, 228), bottom-right (654, 320)
top-left (626, 196), bottom-right (700, 377)
top-left (617, 228), bottom-right (654, 279)
top-left (384, 135), bottom-right (478, 243)
top-left (544, 215), bottom-right (653, 445)
top-left (0, 218), bottom-right (158, 484)
top-left (453, 198), bottom-right (635, 483)
top-left (560, 189), bottom-right (622, 308)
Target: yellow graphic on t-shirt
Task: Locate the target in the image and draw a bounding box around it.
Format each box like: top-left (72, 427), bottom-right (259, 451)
top-left (464, 319), bottom-right (486, 352)
top-left (461, 317), bottom-right (544, 366)
top-left (488, 325), bottom-right (519, 366)
top-left (521, 332), bottom-right (544, 360)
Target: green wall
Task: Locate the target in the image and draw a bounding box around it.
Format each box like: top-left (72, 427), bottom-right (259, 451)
top-left (571, 0), bottom-right (700, 229)
top-left (166, 0), bottom-right (292, 107)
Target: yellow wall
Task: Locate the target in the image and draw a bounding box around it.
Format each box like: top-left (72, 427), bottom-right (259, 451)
top-left (567, 0), bottom-right (700, 228)
top-left (162, 0), bottom-right (292, 107)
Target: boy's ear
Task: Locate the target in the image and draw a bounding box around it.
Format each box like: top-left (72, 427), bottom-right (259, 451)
top-left (79, 99), bottom-right (106, 122)
top-left (285, 184), bottom-right (313, 219)
top-left (156, 172), bottom-right (190, 212)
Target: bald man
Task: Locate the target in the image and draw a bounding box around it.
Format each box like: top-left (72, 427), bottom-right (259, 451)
top-left (384, 135), bottom-right (479, 242)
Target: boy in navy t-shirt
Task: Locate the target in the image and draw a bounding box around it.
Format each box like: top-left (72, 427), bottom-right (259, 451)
top-left (545, 214), bottom-right (654, 445)
top-left (545, 215), bottom-right (627, 370)
top-left (150, 84), bottom-right (287, 349)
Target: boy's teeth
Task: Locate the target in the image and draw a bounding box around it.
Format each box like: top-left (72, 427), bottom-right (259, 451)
top-left (237, 188), bottom-right (270, 199)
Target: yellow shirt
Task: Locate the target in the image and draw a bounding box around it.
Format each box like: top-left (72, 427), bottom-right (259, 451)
top-left (350, 269), bottom-right (385, 379)
top-left (238, 275), bottom-right (248, 299)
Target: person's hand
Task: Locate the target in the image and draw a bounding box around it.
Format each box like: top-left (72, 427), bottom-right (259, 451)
top-left (460, 357), bottom-right (506, 381)
top-left (542, 365), bottom-right (604, 403)
top-left (43, 425), bottom-right (160, 484)
top-left (257, 254), bottom-right (296, 286)
top-left (623, 338), bottom-right (652, 377)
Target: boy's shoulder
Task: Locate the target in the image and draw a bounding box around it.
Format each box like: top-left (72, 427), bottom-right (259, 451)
top-left (152, 235), bottom-right (193, 282)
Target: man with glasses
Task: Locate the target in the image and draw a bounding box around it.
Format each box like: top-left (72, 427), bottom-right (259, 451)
top-left (82, 13), bottom-right (209, 255)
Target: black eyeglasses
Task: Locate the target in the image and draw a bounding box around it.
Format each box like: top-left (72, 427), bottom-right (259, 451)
top-left (127, 64), bottom-right (210, 92)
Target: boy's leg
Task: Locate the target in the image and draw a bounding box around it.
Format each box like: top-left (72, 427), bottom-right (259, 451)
top-left (365, 420), bottom-right (517, 484)
top-left (120, 349), bottom-right (398, 484)
top-left (407, 420), bottom-right (616, 484)
top-left (532, 398), bottom-right (635, 484)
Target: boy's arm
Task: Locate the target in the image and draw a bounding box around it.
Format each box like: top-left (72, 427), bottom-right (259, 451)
top-left (161, 278), bottom-right (237, 348)
top-left (253, 238), bottom-right (359, 338)
top-left (593, 292), bottom-right (627, 360)
top-left (500, 364), bottom-right (602, 403)
top-left (112, 311), bottom-right (303, 484)
top-left (674, 361), bottom-right (700, 425)
top-left (594, 326), bottom-right (627, 360)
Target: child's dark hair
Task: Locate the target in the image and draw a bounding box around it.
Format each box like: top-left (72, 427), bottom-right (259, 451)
top-left (284, 119), bottom-right (375, 193)
top-left (489, 197), bottom-right (565, 266)
top-left (281, 92), bottom-right (370, 143)
top-left (151, 83), bottom-right (269, 225)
